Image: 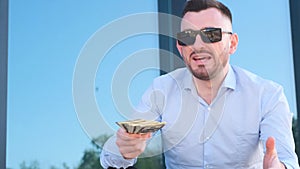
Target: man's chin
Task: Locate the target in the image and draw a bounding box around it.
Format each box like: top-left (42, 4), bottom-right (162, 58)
top-left (191, 71), bottom-right (211, 81)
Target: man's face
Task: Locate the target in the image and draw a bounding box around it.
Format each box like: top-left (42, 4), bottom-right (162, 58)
top-left (177, 8), bottom-right (238, 81)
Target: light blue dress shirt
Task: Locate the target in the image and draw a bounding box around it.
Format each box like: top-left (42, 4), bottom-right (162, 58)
top-left (101, 65), bottom-right (299, 169)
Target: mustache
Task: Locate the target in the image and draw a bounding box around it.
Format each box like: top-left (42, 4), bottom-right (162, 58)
top-left (190, 50), bottom-right (213, 58)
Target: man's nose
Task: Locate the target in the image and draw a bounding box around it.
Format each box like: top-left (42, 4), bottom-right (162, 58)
top-left (192, 34), bottom-right (206, 49)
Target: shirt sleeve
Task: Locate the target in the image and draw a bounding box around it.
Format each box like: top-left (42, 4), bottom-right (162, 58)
top-left (100, 135), bottom-right (137, 169)
top-left (285, 163), bottom-right (300, 169)
top-left (100, 149), bottom-right (136, 169)
top-left (260, 85), bottom-right (300, 169)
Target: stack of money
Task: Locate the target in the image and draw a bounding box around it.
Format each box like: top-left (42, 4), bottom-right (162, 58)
top-left (116, 119), bottom-right (166, 134)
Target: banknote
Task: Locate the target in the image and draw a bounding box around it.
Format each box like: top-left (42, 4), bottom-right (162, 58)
top-left (116, 119), bottom-right (166, 134)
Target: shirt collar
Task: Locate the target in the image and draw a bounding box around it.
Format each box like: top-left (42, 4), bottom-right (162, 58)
top-left (182, 65), bottom-right (236, 91)
top-left (222, 65), bottom-right (236, 90)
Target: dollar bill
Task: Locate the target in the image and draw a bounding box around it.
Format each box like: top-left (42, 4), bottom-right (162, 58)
top-left (116, 119), bottom-right (166, 134)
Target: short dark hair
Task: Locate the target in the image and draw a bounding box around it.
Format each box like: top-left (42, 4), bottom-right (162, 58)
top-left (182, 0), bottom-right (232, 23)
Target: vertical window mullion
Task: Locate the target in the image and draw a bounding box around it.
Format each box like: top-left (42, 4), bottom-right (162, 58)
top-left (0, 0), bottom-right (8, 168)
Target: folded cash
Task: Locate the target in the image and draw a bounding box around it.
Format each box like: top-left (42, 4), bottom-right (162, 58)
top-left (116, 119), bottom-right (166, 134)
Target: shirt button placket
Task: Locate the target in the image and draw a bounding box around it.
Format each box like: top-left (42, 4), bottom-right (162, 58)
top-left (204, 106), bottom-right (212, 169)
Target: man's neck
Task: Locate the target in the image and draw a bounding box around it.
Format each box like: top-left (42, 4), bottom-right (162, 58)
top-left (193, 66), bottom-right (229, 105)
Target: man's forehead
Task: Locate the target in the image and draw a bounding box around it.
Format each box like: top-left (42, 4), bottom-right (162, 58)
top-left (181, 8), bottom-right (231, 30)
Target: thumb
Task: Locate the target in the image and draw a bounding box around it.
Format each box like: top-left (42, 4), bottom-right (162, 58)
top-left (264, 137), bottom-right (286, 169)
top-left (266, 137), bottom-right (276, 155)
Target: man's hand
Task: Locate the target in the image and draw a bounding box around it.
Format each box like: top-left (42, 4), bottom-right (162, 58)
top-left (263, 137), bottom-right (286, 169)
top-left (116, 128), bottom-right (152, 159)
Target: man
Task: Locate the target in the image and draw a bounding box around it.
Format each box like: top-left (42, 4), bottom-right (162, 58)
top-left (101, 0), bottom-right (299, 168)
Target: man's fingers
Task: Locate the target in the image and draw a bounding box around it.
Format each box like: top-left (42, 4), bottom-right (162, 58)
top-left (137, 132), bottom-right (152, 139)
top-left (117, 128), bottom-right (152, 139)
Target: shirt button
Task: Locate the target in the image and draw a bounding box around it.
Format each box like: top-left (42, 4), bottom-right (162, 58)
top-left (207, 107), bottom-right (211, 111)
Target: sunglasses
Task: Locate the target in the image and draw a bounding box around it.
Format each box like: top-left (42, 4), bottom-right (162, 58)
top-left (177, 27), bottom-right (232, 46)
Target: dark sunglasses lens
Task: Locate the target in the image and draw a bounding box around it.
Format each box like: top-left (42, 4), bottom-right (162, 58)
top-left (177, 32), bottom-right (196, 46)
top-left (202, 28), bottom-right (222, 43)
top-left (177, 28), bottom-right (222, 46)
top-left (178, 37), bottom-right (195, 46)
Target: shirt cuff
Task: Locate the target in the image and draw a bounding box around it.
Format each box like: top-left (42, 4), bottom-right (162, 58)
top-left (100, 149), bottom-right (137, 169)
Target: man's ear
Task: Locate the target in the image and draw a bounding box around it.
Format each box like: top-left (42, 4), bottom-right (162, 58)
top-left (229, 33), bottom-right (238, 55)
top-left (176, 41), bottom-right (183, 57)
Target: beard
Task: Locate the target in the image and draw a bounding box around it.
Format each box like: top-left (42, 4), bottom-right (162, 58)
top-left (185, 48), bottom-right (228, 81)
top-left (187, 63), bottom-right (222, 81)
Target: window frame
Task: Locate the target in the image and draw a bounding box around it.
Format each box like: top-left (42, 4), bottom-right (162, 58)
top-left (0, 0), bottom-right (8, 168)
top-left (158, 0), bottom-right (186, 75)
top-left (290, 0), bottom-right (300, 123)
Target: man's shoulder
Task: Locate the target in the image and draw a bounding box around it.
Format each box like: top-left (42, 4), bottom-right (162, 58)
top-left (232, 65), bottom-right (282, 90)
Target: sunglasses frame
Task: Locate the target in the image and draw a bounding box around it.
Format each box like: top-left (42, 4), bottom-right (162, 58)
top-left (177, 27), bottom-right (232, 46)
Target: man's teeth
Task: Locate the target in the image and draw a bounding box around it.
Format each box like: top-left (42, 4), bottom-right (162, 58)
top-left (194, 57), bottom-right (206, 60)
